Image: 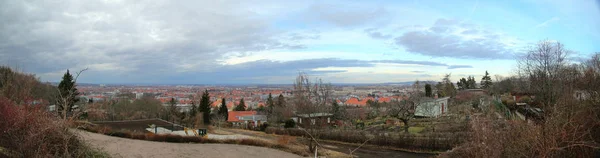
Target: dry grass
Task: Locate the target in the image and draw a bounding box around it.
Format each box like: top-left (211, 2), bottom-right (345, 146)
top-left (277, 135), bottom-right (296, 145)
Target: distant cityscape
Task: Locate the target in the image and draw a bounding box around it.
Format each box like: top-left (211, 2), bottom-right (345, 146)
top-left (75, 83), bottom-right (427, 112)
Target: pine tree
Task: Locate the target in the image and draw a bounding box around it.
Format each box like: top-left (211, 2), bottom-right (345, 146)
top-left (189, 101), bottom-right (197, 117)
top-left (425, 84), bottom-right (432, 97)
top-left (168, 98), bottom-right (178, 121)
top-left (199, 90), bottom-right (211, 125)
top-left (57, 69), bottom-right (79, 118)
top-left (481, 71), bottom-right (493, 89)
top-left (266, 93), bottom-right (274, 114)
top-left (467, 76), bottom-right (477, 88)
top-left (218, 98), bottom-right (228, 120)
top-left (276, 94), bottom-right (285, 107)
top-left (331, 100), bottom-right (342, 120)
top-left (234, 98), bottom-right (246, 111)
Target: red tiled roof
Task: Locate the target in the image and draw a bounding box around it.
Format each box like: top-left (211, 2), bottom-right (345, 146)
top-left (228, 111), bottom-right (257, 122)
top-left (378, 97), bottom-right (391, 103)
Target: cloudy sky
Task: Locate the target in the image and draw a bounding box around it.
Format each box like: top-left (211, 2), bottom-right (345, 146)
top-left (1, 0), bottom-right (599, 84)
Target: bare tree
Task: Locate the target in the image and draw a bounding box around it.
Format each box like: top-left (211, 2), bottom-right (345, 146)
top-left (517, 40), bottom-right (569, 108)
top-left (292, 72), bottom-right (332, 153)
top-left (387, 80), bottom-right (426, 133)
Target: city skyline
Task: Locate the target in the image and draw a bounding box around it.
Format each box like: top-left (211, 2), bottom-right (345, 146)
top-left (1, 0), bottom-right (598, 84)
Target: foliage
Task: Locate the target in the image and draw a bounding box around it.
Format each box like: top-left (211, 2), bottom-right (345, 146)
top-left (0, 66), bottom-right (57, 105)
top-left (284, 119), bottom-right (296, 128)
top-left (266, 93), bottom-right (274, 114)
top-left (436, 74), bottom-right (457, 97)
top-left (234, 98), bottom-right (246, 111)
top-left (265, 127), bottom-right (466, 151)
top-left (218, 98), bottom-right (228, 120)
top-left (331, 100), bottom-right (345, 120)
top-left (425, 84), bottom-right (432, 97)
top-left (0, 97), bottom-right (105, 157)
top-left (57, 70), bottom-right (80, 117)
top-left (198, 90), bottom-right (211, 125)
top-left (457, 76), bottom-right (477, 90)
top-left (480, 71), bottom-right (493, 89)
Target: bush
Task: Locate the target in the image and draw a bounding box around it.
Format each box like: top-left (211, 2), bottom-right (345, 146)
top-left (518, 96), bottom-right (531, 103)
top-left (265, 127), bottom-right (465, 151)
top-left (0, 97), bottom-right (104, 157)
top-left (259, 123), bottom-right (269, 131)
top-left (284, 119), bottom-right (296, 128)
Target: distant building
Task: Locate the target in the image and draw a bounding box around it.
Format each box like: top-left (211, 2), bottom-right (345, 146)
top-left (135, 92), bottom-right (144, 99)
top-left (228, 111), bottom-right (265, 128)
top-left (295, 113), bottom-right (333, 128)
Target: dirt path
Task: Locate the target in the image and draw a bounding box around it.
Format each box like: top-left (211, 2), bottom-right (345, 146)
top-left (76, 130), bottom-right (302, 158)
top-left (221, 128), bottom-right (435, 158)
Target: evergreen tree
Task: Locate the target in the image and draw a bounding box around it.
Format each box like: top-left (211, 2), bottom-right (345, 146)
top-left (276, 94), bottom-right (285, 107)
top-left (467, 76), bottom-right (477, 88)
top-left (57, 70), bottom-right (80, 118)
top-left (266, 93), bottom-right (274, 114)
top-left (331, 100), bottom-right (343, 120)
top-left (168, 98), bottom-right (178, 121)
top-left (218, 98), bottom-right (228, 119)
top-left (189, 101), bottom-right (197, 117)
top-left (442, 74), bottom-right (456, 97)
top-left (234, 98), bottom-right (246, 111)
top-left (199, 90), bottom-right (211, 125)
top-left (425, 84), bottom-right (432, 97)
top-left (481, 71), bottom-right (493, 89)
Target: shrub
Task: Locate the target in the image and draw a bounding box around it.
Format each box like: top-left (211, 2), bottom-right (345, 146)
top-left (0, 97), bottom-right (104, 157)
top-left (518, 96), bottom-right (531, 103)
top-left (259, 123), bottom-right (269, 131)
top-left (284, 119), bottom-right (296, 128)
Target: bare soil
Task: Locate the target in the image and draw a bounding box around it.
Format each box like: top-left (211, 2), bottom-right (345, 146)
top-left (77, 130), bottom-right (302, 158)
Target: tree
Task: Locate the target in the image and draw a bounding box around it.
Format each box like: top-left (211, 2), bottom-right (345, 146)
top-left (436, 74), bottom-right (457, 97)
top-left (266, 93), bottom-right (274, 115)
top-left (234, 98), bottom-right (246, 111)
top-left (481, 71), bottom-right (493, 89)
top-left (388, 80), bottom-right (426, 133)
top-left (57, 70), bottom-right (80, 119)
top-left (189, 101), bottom-right (197, 118)
top-left (467, 76), bottom-right (477, 89)
top-left (218, 98), bottom-right (228, 120)
top-left (276, 94), bottom-right (285, 107)
top-left (425, 84), bottom-right (432, 97)
top-left (331, 99), bottom-right (344, 121)
top-left (517, 40), bottom-right (568, 108)
top-left (198, 90), bottom-right (211, 125)
top-left (292, 72), bottom-right (332, 153)
top-left (168, 98), bottom-right (179, 122)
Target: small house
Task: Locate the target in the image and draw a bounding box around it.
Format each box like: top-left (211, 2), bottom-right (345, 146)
top-left (414, 97), bottom-right (450, 117)
top-left (295, 113), bottom-right (333, 128)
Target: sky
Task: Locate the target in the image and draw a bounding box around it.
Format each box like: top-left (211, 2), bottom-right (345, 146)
top-left (0, 0), bottom-right (599, 84)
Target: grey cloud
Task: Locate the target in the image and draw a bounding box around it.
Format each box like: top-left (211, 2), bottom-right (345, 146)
top-left (78, 58), bottom-right (462, 84)
top-left (364, 28), bottom-right (392, 39)
top-left (308, 3), bottom-right (387, 27)
top-left (395, 18), bottom-right (517, 59)
top-left (447, 65), bottom-right (474, 69)
top-left (375, 60), bottom-right (448, 66)
top-left (0, 0), bottom-right (300, 77)
top-left (411, 70), bottom-right (425, 73)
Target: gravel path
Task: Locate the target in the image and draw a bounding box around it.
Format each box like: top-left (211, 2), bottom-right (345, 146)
top-left (76, 130), bottom-right (302, 158)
